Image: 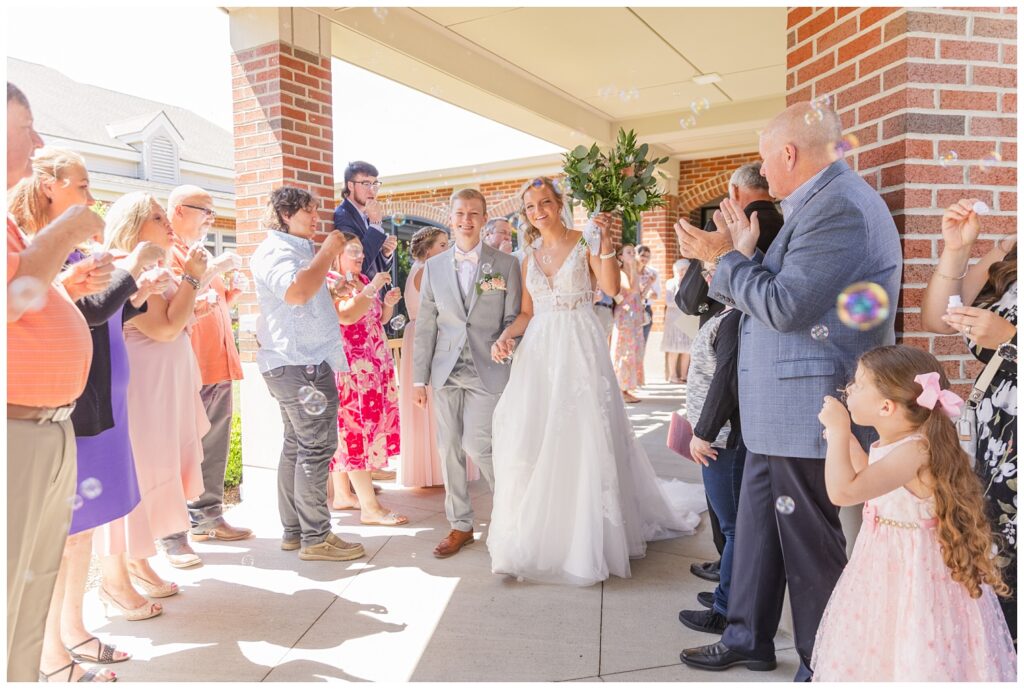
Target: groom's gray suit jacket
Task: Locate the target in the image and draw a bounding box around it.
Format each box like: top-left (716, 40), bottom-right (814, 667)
top-left (413, 243), bottom-right (522, 393)
top-left (709, 158), bottom-right (902, 459)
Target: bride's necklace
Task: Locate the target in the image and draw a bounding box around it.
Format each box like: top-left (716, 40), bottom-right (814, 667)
top-left (538, 226), bottom-right (569, 266)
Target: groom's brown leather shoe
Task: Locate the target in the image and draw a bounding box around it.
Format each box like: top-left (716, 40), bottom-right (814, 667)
top-left (433, 529), bottom-right (475, 558)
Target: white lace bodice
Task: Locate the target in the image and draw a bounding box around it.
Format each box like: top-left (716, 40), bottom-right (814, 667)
top-left (526, 241), bottom-right (593, 315)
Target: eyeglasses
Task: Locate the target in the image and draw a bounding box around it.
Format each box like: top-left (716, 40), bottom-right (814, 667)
top-left (352, 181), bottom-right (382, 191)
top-left (183, 204), bottom-right (216, 219)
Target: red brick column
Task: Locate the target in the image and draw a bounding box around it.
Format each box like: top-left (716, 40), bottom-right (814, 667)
top-left (640, 198), bottom-right (682, 332)
top-left (231, 41), bottom-right (334, 361)
top-left (787, 6), bottom-right (1017, 395)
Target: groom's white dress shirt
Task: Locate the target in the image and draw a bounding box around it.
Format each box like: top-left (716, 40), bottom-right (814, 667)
top-left (455, 241), bottom-right (482, 297)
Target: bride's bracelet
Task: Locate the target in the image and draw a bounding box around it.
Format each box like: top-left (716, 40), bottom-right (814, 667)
top-left (600, 249), bottom-right (616, 260)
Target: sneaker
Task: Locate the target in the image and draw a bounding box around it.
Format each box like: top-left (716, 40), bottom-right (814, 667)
top-left (299, 538), bottom-right (365, 562)
top-left (164, 542), bottom-right (202, 569)
top-left (281, 537), bottom-right (301, 551)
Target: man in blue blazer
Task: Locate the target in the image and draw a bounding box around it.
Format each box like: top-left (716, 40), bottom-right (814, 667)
top-left (675, 102), bottom-right (902, 680)
top-left (333, 161), bottom-right (398, 280)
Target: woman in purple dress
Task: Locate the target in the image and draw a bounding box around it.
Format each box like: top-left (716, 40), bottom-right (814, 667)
top-left (8, 150), bottom-right (170, 681)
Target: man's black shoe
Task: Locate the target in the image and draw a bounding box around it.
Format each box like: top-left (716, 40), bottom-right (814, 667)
top-left (679, 641), bottom-right (776, 672)
top-left (697, 591), bottom-right (714, 609)
top-left (689, 559), bottom-right (721, 582)
top-left (678, 608), bottom-right (728, 635)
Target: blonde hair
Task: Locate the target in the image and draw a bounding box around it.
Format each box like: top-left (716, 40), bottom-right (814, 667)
top-left (450, 187), bottom-right (487, 215)
top-left (7, 146), bottom-right (87, 235)
top-left (516, 177), bottom-right (565, 247)
top-left (410, 226), bottom-right (447, 261)
top-left (104, 191), bottom-right (158, 252)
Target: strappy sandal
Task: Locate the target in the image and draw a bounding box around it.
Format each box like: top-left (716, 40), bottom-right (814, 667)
top-left (98, 588), bottom-right (163, 621)
top-left (360, 512), bottom-right (409, 526)
top-left (128, 572), bottom-right (179, 598)
top-left (66, 636), bottom-right (130, 664)
top-left (39, 659), bottom-right (116, 682)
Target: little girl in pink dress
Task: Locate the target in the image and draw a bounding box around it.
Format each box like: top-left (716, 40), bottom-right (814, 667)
top-left (814, 345), bottom-right (1015, 682)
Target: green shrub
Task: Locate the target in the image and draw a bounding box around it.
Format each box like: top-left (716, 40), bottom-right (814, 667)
top-left (225, 412), bottom-right (242, 489)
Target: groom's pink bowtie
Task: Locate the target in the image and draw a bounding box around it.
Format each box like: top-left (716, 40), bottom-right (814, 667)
top-left (455, 249), bottom-right (478, 264)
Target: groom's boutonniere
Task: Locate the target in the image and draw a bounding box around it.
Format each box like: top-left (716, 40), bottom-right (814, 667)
top-left (476, 272), bottom-right (507, 295)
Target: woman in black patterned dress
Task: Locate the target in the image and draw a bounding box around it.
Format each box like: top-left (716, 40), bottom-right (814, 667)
top-left (922, 198), bottom-right (1017, 642)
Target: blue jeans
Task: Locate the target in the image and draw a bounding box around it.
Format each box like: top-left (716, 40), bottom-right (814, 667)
top-left (701, 442), bottom-right (746, 616)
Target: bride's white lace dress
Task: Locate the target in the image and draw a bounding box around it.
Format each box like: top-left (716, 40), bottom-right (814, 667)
top-left (487, 241), bottom-right (705, 586)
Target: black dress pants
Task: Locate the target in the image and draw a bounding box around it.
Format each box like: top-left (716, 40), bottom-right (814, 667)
top-left (720, 451), bottom-right (848, 681)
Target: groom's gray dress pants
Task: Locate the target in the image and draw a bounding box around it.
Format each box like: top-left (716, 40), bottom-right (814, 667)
top-left (433, 344), bottom-right (498, 532)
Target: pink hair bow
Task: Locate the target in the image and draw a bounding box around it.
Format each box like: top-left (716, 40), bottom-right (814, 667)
top-left (914, 372), bottom-right (964, 419)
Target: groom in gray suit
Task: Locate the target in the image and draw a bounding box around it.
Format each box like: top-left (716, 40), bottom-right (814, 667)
top-left (413, 188), bottom-right (522, 558)
top-left (675, 102), bottom-right (902, 680)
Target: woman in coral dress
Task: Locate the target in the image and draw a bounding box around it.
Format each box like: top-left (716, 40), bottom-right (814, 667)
top-left (326, 234), bottom-right (406, 525)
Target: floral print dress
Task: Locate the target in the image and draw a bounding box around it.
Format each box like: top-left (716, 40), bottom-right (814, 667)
top-left (970, 280), bottom-right (1017, 641)
top-left (328, 272), bottom-right (400, 472)
top-left (611, 281), bottom-right (645, 390)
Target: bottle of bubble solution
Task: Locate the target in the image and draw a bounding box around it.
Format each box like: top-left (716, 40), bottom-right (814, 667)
top-left (947, 294), bottom-right (963, 314)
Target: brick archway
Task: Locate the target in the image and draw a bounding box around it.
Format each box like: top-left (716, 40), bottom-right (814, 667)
top-left (678, 170), bottom-right (731, 223)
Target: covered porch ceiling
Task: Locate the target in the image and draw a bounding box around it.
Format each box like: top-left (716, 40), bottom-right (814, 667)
top-left (316, 7), bottom-right (786, 172)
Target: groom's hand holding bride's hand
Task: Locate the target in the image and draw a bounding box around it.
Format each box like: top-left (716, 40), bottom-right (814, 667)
top-left (491, 338), bottom-right (516, 363)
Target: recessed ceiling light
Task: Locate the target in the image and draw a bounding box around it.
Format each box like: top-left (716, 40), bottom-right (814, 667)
top-left (693, 73), bottom-right (721, 85)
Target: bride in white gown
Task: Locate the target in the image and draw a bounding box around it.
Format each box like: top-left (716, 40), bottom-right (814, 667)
top-left (487, 177), bottom-right (705, 586)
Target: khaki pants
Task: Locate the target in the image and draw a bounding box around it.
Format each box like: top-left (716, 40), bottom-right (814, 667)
top-left (6, 419), bottom-right (76, 681)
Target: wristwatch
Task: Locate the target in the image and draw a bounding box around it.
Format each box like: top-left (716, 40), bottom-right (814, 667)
top-left (996, 336), bottom-right (1017, 363)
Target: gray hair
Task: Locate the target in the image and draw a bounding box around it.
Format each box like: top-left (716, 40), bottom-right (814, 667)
top-left (483, 217), bottom-right (512, 239)
top-left (167, 184), bottom-right (209, 215)
top-left (729, 162), bottom-right (769, 192)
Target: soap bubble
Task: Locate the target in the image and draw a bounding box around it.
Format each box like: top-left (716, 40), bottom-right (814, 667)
top-left (232, 272), bottom-right (250, 292)
top-left (939, 150), bottom-right (959, 167)
top-left (972, 201), bottom-right (991, 215)
top-left (775, 495), bottom-right (795, 515)
top-left (812, 94), bottom-right (833, 109)
top-left (481, 263), bottom-right (492, 274)
top-left (978, 151), bottom-right (1002, 172)
top-left (690, 97), bottom-right (710, 115)
top-left (597, 85), bottom-right (615, 100)
top-left (835, 134), bottom-right (860, 155)
top-left (804, 108), bottom-right (824, 125)
top-left (241, 554), bottom-right (255, 566)
top-left (8, 276), bottom-right (48, 315)
top-left (532, 178), bottom-right (544, 188)
top-left (698, 303), bottom-right (709, 314)
top-left (372, 7), bottom-right (388, 20)
top-left (679, 115), bottom-right (697, 129)
top-left (389, 315), bottom-right (407, 331)
top-left (298, 386), bottom-right (328, 415)
top-left (69, 494), bottom-right (84, 511)
top-left (80, 478), bottom-right (103, 500)
top-left (811, 324), bottom-right (830, 341)
top-left (837, 282), bottom-right (890, 331)
top-left (392, 213), bottom-right (406, 227)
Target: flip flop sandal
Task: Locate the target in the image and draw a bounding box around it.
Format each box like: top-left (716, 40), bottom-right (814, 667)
top-left (66, 637), bottom-right (130, 664)
top-left (360, 512), bottom-right (409, 526)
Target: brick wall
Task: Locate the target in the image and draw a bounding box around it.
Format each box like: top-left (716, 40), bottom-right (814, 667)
top-left (231, 40), bottom-right (335, 360)
top-left (788, 6), bottom-right (1017, 396)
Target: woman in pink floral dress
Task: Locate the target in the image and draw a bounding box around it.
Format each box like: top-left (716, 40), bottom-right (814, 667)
top-left (611, 244), bottom-right (645, 403)
top-left (326, 234), bottom-right (406, 525)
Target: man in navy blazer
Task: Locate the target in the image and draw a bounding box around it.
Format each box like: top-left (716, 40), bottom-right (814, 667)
top-left (675, 102), bottom-right (901, 680)
top-left (333, 161), bottom-right (398, 280)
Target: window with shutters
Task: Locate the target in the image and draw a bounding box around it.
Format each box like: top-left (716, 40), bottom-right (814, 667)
top-left (146, 135), bottom-right (179, 184)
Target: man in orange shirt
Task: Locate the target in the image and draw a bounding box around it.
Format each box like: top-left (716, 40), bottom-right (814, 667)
top-left (158, 184), bottom-right (251, 569)
top-left (6, 83), bottom-right (107, 681)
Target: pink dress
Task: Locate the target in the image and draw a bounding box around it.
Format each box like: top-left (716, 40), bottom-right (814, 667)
top-left (329, 273), bottom-right (400, 473)
top-left (95, 280), bottom-right (208, 559)
top-left (812, 435), bottom-right (1017, 681)
top-left (397, 264), bottom-right (478, 487)
top-left (611, 281), bottom-right (645, 390)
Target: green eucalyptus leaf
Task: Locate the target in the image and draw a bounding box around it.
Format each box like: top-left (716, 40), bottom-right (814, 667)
top-left (579, 161), bottom-right (593, 173)
top-left (634, 190), bottom-right (647, 205)
top-left (622, 177), bottom-right (636, 190)
top-left (638, 143), bottom-right (649, 160)
top-left (572, 145), bottom-right (589, 160)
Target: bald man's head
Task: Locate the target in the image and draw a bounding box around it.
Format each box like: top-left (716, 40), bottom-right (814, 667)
top-left (757, 102), bottom-right (842, 199)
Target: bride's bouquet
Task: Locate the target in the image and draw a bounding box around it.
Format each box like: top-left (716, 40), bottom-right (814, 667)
top-left (562, 128), bottom-right (670, 250)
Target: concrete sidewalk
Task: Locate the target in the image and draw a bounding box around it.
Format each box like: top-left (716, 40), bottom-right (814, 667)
top-left (81, 381), bottom-right (797, 682)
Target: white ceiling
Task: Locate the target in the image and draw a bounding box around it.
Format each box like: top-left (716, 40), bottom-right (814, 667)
top-left (323, 7), bottom-right (786, 164)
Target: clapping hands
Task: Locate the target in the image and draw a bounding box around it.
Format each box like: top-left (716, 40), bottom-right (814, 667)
top-left (714, 198), bottom-right (760, 258)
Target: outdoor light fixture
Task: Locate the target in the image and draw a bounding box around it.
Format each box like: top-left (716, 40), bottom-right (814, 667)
top-left (692, 73), bottom-right (721, 85)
